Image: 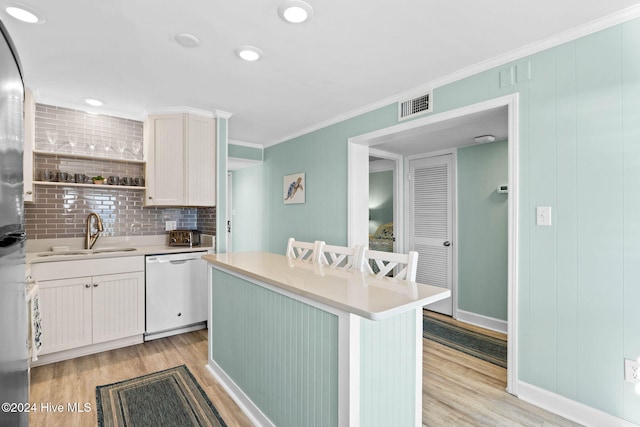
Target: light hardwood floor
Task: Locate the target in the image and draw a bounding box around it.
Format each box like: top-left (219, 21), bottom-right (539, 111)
top-left (29, 325), bottom-right (580, 427)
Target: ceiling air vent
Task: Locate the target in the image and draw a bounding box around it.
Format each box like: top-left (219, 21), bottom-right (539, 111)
top-left (398, 91), bottom-right (432, 121)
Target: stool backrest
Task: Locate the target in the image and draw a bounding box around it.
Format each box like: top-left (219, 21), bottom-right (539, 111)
top-left (318, 244), bottom-right (362, 270)
top-left (362, 248), bottom-right (418, 282)
top-left (286, 238), bottom-right (323, 263)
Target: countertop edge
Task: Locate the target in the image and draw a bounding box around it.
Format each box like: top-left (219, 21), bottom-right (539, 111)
top-left (203, 253), bottom-right (451, 321)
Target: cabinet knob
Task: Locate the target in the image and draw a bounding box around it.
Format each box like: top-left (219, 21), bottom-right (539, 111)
top-left (85, 284), bottom-right (91, 288)
top-left (26, 191), bottom-right (33, 195)
top-left (148, 196), bottom-right (153, 200)
top-left (93, 283), bottom-right (99, 287)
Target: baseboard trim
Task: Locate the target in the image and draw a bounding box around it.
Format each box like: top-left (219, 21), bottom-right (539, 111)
top-left (518, 381), bottom-right (639, 427)
top-left (456, 309), bottom-right (507, 334)
top-left (205, 360), bottom-right (274, 427)
top-left (31, 335), bottom-right (143, 367)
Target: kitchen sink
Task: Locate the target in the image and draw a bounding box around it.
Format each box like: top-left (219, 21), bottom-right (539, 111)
top-left (36, 247), bottom-right (138, 257)
top-left (37, 251), bottom-right (89, 257)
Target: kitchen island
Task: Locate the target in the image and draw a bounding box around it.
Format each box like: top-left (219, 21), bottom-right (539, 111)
top-left (203, 251), bottom-right (450, 427)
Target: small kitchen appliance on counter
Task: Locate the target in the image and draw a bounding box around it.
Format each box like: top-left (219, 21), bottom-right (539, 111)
top-left (168, 229), bottom-right (201, 247)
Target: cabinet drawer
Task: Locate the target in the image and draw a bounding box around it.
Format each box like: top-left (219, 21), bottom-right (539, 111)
top-left (31, 256), bottom-right (144, 281)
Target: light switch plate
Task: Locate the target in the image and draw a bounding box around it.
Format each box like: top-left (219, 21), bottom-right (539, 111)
top-left (536, 207), bottom-right (552, 226)
top-left (165, 220), bottom-right (177, 231)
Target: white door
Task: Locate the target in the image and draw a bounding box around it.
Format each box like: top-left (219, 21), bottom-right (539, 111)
top-left (409, 154), bottom-right (453, 315)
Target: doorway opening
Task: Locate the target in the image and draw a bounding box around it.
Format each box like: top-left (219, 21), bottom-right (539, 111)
top-left (348, 94), bottom-right (519, 394)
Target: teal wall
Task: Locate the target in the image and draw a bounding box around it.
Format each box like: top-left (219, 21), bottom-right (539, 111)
top-left (457, 140), bottom-right (508, 321)
top-left (368, 170), bottom-right (393, 235)
top-left (262, 104), bottom-right (398, 253)
top-left (228, 143), bottom-right (263, 161)
top-left (233, 18), bottom-right (640, 424)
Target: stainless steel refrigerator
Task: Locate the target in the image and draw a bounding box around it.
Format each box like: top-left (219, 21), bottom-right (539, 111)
top-left (0, 18), bottom-right (28, 427)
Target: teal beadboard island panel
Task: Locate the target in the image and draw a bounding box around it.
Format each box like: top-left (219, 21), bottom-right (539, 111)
top-left (210, 268), bottom-right (339, 427)
top-left (360, 310), bottom-right (418, 427)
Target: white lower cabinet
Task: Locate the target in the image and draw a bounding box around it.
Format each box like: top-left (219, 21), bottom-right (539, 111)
top-left (31, 256), bottom-right (145, 364)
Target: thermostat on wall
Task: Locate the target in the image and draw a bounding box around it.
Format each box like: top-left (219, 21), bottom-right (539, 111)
top-left (497, 184), bottom-right (508, 194)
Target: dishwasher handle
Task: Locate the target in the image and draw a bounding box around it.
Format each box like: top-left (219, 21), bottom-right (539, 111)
top-left (168, 259), bottom-right (196, 265)
top-left (146, 253), bottom-right (205, 264)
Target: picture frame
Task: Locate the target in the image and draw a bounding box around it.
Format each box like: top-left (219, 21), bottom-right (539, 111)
top-left (283, 172), bottom-right (305, 204)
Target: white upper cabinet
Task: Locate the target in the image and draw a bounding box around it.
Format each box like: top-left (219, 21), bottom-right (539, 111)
top-left (186, 114), bottom-right (216, 206)
top-left (145, 113), bottom-right (216, 207)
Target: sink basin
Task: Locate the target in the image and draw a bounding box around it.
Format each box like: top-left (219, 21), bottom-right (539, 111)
top-left (37, 251), bottom-right (89, 257)
top-left (36, 247), bottom-right (138, 257)
top-left (91, 247), bottom-right (137, 254)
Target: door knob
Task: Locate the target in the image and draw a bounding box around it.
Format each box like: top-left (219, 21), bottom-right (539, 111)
top-left (443, 241), bottom-right (451, 247)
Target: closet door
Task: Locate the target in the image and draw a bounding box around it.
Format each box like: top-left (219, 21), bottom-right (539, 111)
top-left (409, 154), bottom-right (453, 315)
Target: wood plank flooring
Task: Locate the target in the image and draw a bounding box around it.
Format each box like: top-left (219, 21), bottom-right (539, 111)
top-left (29, 324), bottom-right (581, 426)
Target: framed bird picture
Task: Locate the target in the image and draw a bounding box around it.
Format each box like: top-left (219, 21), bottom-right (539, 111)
top-left (283, 172), bottom-right (305, 204)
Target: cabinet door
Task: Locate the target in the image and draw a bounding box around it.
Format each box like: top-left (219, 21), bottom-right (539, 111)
top-left (186, 115), bottom-right (216, 206)
top-left (38, 277), bottom-right (92, 355)
top-left (146, 114), bottom-right (185, 206)
top-left (91, 272), bottom-right (145, 344)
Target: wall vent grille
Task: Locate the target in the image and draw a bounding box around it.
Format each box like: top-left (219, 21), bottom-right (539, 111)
top-left (398, 92), bottom-right (432, 121)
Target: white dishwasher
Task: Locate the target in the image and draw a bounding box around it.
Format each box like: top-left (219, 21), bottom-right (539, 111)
top-left (145, 251), bottom-right (208, 341)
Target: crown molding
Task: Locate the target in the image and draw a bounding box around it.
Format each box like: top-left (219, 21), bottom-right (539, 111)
top-left (264, 4), bottom-right (640, 148)
top-left (213, 109), bottom-right (234, 119)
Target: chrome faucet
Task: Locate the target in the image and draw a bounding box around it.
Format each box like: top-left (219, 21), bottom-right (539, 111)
top-left (85, 212), bottom-right (104, 249)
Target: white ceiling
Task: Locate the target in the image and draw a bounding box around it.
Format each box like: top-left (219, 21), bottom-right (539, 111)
top-left (369, 106), bottom-right (508, 156)
top-left (2, 1), bottom-right (639, 147)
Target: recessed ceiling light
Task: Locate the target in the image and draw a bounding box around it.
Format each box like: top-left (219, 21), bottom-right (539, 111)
top-left (235, 46), bottom-right (263, 62)
top-left (278, 0), bottom-right (313, 24)
top-left (5, 5), bottom-right (45, 24)
top-left (84, 98), bottom-right (104, 107)
top-left (175, 33), bottom-right (200, 48)
top-left (474, 135), bottom-right (495, 144)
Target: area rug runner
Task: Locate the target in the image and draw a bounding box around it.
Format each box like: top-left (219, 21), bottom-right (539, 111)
top-left (423, 313), bottom-right (507, 368)
top-left (96, 365), bottom-right (227, 427)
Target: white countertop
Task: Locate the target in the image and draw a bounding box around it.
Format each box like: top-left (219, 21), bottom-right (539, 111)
top-left (204, 251), bottom-right (451, 321)
top-left (26, 234), bottom-right (214, 265)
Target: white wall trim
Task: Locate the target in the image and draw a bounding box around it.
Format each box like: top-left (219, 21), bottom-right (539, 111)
top-left (227, 157), bottom-right (262, 171)
top-left (206, 362), bottom-right (274, 427)
top-left (506, 93), bottom-right (519, 395)
top-left (456, 309), bottom-right (508, 334)
top-left (348, 92), bottom-right (520, 396)
top-left (266, 4), bottom-right (640, 148)
top-left (347, 143), bottom-right (371, 247)
top-left (368, 159), bottom-right (394, 173)
top-left (347, 314), bottom-right (361, 427)
top-left (228, 139), bottom-right (263, 149)
top-left (517, 381), bottom-right (640, 427)
top-left (213, 109), bottom-right (234, 119)
top-left (145, 106), bottom-right (216, 118)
